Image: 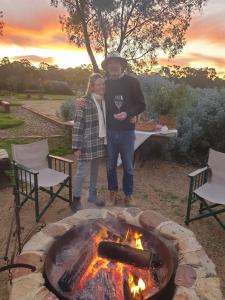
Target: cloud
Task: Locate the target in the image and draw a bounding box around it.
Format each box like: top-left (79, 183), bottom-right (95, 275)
top-left (1, 0), bottom-right (65, 32)
top-left (0, 22), bottom-right (73, 50)
top-left (189, 53), bottom-right (225, 68)
top-left (0, 0), bottom-right (69, 48)
top-left (1, 0), bottom-right (225, 74)
top-left (187, 17), bottom-right (225, 45)
top-left (12, 55), bottom-right (54, 64)
top-left (187, 3), bottom-right (225, 45)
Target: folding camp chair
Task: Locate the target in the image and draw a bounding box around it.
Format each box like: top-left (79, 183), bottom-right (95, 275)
top-left (185, 149), bottom-right (225, 229)
top-left (12, 139), bottom-right (73, 222)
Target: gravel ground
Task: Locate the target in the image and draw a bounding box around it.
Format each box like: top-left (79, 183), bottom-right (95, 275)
top-left (0, 102), bottom-right (224, 298)
top-left (0, 106), bottom-right (66, 138)
top-left (21, 100), bottom-right (65, 123)
top-left (0, 158), bottom-right (225, 299)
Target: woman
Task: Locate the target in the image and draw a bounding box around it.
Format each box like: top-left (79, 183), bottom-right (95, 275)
top-left (71, 73), bottom-right (106, 212)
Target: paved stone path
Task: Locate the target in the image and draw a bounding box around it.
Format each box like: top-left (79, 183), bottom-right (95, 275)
top-left (0, 106), bottom-right (66, 139)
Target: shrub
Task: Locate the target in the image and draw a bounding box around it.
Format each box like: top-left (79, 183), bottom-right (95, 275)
top-left (0, 114), bottom-right (24, 129)
top-left (43, 80), bottom-right (73, 95)
top-left (168, 87), bottom-right (225, 164)
top-left (59, 99), bottom-right (75, 121)
top-left (138, 74), bottom-right (193, 117)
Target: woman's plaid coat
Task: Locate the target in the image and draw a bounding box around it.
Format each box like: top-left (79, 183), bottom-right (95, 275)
top-left (72, 96), bottom-right (106, 161)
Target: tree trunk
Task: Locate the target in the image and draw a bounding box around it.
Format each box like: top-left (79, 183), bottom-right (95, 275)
top-left (85, 43), bottom-right (100, 73)
top-left (77, 0), bottom-right (100, 72)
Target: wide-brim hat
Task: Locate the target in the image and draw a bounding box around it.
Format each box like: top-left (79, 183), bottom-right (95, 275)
top-left (101, 51), bottom-right (127, 70)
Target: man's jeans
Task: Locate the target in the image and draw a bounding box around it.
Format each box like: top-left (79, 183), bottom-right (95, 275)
top-left (107, 130), bottom-right (135, 196)
top-left (73, 157), bottom-right (102, 201)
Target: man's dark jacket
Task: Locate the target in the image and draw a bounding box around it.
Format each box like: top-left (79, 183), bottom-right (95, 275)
top-left (105, 74), bottom-right (146, 131)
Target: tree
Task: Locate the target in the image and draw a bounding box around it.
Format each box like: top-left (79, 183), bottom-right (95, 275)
top-left (51, 0), bottom-right (207, 71)
top-left (159, 65), bottom-right (225, 89)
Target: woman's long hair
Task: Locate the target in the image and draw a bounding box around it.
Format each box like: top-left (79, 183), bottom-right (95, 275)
top-left (85, 73), bottom-right (103, 97)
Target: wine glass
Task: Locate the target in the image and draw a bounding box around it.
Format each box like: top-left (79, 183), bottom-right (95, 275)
top-left (114, 95), bottom-right (124, 112)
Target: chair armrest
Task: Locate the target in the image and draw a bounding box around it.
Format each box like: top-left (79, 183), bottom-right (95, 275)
top-left (188, 166), bottom-right (209, 196)
top-left (13, 161), bottom-right (39, 175)
top-left (188, 166), bottom-right (209, 178)
top-left (48, 155), bottom-right (73, 176)
top-left (48, 155), bottom-right (74, 164)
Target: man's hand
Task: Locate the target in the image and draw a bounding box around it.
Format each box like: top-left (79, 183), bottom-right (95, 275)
top-left (113, 112), bottom-right (127, 121)
top-left (73, 149), bottom-right (81, 159)
top-left (75, 98), bottom-right (85, 110)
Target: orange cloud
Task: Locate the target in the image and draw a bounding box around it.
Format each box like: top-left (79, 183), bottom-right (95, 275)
top-left (1, 20), bottom-right (69, 48)
top-left (187, 12), bottom-right (225, 45)
top-left (159, 52), bottom-right (225, 76)
top-left (12, 55), bottom-right (54, 64)
top-left (1, 0), bottom-right (225, 74)
top-left (0, 0), bottom-right (71, 49)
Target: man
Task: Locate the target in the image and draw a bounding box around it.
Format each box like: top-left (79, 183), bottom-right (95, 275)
top-left (102, 51), bottom-right (146, 206)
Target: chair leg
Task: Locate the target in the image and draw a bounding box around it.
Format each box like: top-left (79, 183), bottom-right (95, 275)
top-left (185, 177), bottom-right (195, 226)
top-left (34, 175), bottom-right (39, 222)
top-left (185, 194), bottom-right (192, 225)
top-left (50, 186), bottom-right (53, 198)
top-left (202, 200), bottom-right (225, 230)
top-left (68, 164), bottom-right (72, 205)
top-left (199, 202), bottom-right (204, 214)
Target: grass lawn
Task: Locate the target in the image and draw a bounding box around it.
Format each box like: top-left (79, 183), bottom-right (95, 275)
top-left (0, 138), bottom-right (72, 159)
top-left (11, 93), bottom-right (75, 102)
top-left (0, 138), bottom-right (32, 158)
top-left (0, 113), bottom-right (24, 129)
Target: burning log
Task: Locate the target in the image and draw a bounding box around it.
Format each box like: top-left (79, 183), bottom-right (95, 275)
top-left (98, 241), bottom-right (162, 269)
top-left (58, 243), bottom-right (93, 293)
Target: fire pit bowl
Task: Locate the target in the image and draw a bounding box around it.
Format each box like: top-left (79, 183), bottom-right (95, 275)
top-left (8, 208), bottom-right (223, 300)
top-left (44, 219), bottom-right (177, 300)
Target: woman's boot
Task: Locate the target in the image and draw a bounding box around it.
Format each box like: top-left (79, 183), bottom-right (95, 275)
top-left (88, 189), bottom-right (105, 206)
top-left (70, 196), bottom-right (82, 212)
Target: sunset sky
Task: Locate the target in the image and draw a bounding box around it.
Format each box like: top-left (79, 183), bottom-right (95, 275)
top-left (0, 0), bottom-right (225, 76)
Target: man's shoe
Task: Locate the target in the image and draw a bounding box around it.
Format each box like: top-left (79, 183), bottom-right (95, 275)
top-left (124, 195), bottom-right (136, 207)
top-left (70, 196), bottom-right (82, 212)
top-left (108, 191), bottom-right (118, 206)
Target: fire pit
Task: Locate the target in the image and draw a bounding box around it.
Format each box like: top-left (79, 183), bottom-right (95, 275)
top-left (44, 219), bottom-right (177, 300)
top-left (8, 208), bottom-right (223, 300)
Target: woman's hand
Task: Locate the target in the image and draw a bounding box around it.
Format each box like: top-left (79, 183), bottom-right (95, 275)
top-left (75, 98), bottom-right (86, 110)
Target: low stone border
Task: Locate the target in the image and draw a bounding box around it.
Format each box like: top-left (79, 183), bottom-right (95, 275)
top-left (8, 208), bottom-right (224, 300)
top-left (22, 105), bottom-right (72, 129)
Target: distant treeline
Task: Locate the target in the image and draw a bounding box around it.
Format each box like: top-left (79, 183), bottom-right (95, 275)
top-left (0, 57), bottom-right (92, 95)
top-left (0, 57), bottom-right (225, 95)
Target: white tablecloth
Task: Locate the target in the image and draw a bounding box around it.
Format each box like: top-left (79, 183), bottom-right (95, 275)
top-left (117, 129), bottom-right (177, 166)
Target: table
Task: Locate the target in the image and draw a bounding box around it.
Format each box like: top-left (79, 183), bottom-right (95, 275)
top-left (117, 129), bottom-right (177, 166)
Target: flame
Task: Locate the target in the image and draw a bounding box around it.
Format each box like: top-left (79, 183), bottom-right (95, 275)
top-left (74, 227), bottom-right (155, 299)
top-left (128, 273), bottom-right (146, 296)
top-left (134, 232), bottom-right (143, 250)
